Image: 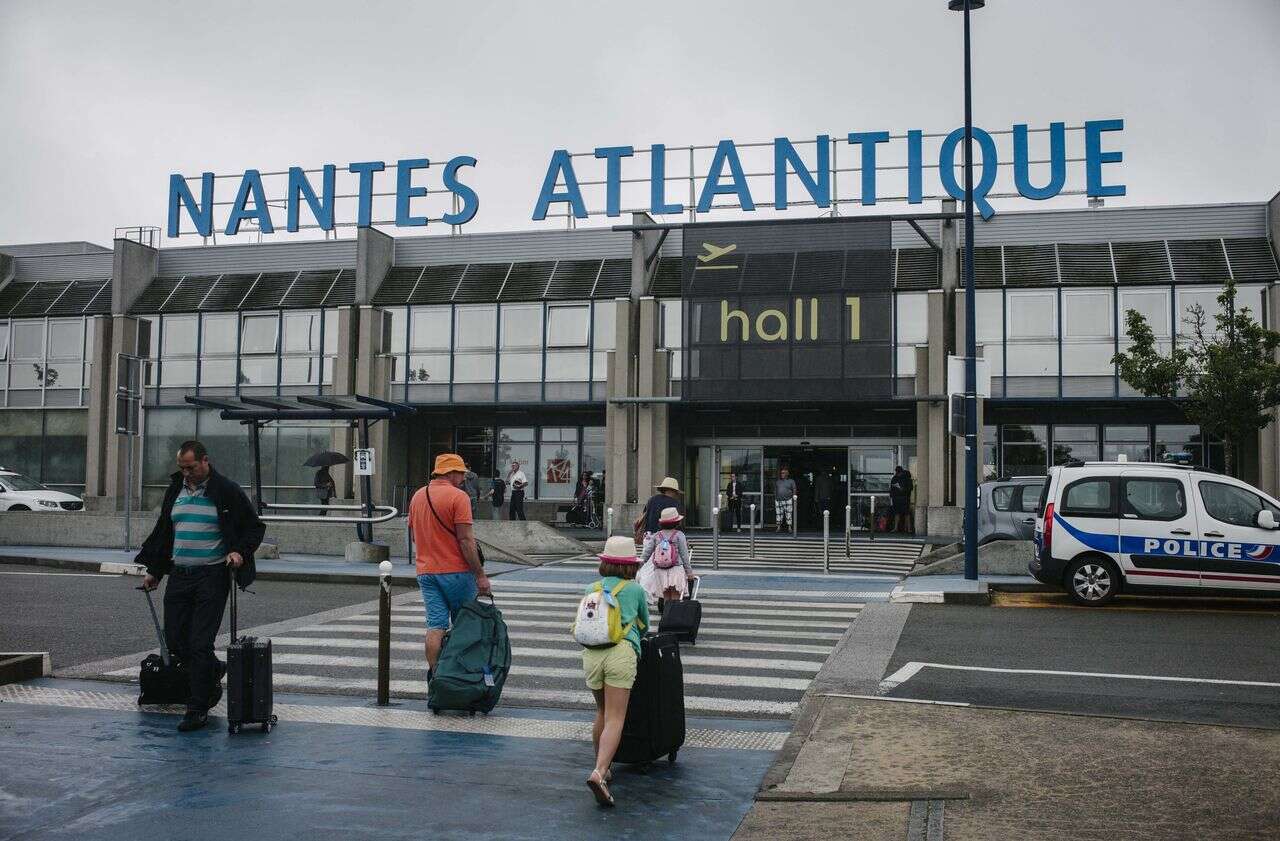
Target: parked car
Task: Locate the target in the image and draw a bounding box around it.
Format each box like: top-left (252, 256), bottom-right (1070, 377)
top-left (977, 476), bottom-right (1046, 544)
top-left (1032, 460), bottom-right (1280, 605)
top-left (0, 469), bottom-right (84, 512)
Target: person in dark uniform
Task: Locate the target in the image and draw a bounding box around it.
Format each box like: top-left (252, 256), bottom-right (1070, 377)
top-left (889, 465), bottom-right (914, 534)
top-left (725, 473), bottom-right (745, 531)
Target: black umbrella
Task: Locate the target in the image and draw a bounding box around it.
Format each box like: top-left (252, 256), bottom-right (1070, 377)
top-left (304, 451), bottom-right (350, 468)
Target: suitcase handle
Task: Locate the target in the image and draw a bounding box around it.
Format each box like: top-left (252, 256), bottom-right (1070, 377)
top-left (139, 587), bottom-right (171, 668)
top-left (229, 566), bottom-right (237, 641)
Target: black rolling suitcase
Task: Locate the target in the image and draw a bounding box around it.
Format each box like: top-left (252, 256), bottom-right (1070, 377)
top-left (657, 575), bottom-right (702, 645)
top-left (137, 586), bottom-right (189, 705)
top-left (614, 632), bottom-right (686, 765)
top-left (225, 574), bottom-right (276, 734)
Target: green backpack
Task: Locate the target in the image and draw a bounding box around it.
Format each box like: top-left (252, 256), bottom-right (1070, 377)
top-left (427, 596), bottom-right (512, 714)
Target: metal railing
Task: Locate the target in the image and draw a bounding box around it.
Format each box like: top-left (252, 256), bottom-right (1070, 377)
top-left (259, 501), bottom-right (399, 524)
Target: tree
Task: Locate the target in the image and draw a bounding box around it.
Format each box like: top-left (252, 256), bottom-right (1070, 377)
top-left (1112, 280), bottom-right (1280, 477)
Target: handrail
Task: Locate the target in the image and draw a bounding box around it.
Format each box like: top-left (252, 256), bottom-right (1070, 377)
top-left (259, 501), bottom-right (399, 524)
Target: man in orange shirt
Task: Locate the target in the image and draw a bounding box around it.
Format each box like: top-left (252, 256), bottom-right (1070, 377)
top-left (409, 453), bottom-right (491, 679)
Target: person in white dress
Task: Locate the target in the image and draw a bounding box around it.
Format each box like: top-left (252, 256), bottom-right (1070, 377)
top-left (637, 506), bottom-right (695, 611)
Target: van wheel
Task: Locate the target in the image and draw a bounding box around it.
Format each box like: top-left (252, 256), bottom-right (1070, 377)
top-left (7, 505), bottom-right (29, 512)
top-left (1065, 556), bottom-right (1121, 606)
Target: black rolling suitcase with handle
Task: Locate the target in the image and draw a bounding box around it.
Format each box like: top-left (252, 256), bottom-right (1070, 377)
top-left (657, 575), bottom-right (702, 645)
top-left (613, 632), bottom-right (686, 766)
top-left (225, 573), bottom-right (276, 734)
top-left (137, 586), bottom-right (189, 705)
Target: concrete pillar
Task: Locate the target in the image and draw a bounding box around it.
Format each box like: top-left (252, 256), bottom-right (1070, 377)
top-left (1267, 190), bottom-right (1280, 268)
top-left (83, 315), bottom-right (113, 500)
top-left (940, 199), bottom-right (959, 293)
top-left (953, 289), bottom-right (986, 496)
top-left (914, 344), bottom-right (931, 532)
top-left (356, 227), bottom-right (394, 304)
top-left (606, 299), bottom-right (636, 505)
top-left (630, 211), bottom-right (664, 298)
top-left (329, 306), bottom-right (359, 500)
top-left (1260, 284), bottom-right (1280, 496)
top-left (110, 239), bottom-right (158, 315)
top-left (356, 306), bottom-right (392, 504)
top-left (634, 297), bottom-right (672, 496)
top-left (927, 290), bottom-right (949, 506)
top-left (103, 316), bottom-right (146, 511)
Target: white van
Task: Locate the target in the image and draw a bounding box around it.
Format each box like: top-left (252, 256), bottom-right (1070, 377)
top-left (1031, 461), bottom-right (1280, 605)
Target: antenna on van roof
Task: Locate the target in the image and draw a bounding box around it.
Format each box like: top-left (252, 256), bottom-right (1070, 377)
top-left (1117, 454), bottom-right (1128, 463)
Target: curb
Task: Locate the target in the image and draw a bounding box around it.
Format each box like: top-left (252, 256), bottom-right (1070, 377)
top-left (889, 584), bottom-right (993, 605)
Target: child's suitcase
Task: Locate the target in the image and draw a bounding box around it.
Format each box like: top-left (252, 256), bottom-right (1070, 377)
top-left (614, 632), bottom-right (686, 765)
top-left (226, 573), bottom-right (276, 734)
top-left (137, 586), bottom-right (189, 705)
top-left (657, 575), bottom-right (701, 645)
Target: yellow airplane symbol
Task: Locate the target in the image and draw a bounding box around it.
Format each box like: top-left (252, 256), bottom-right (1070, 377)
top-left (697, 242), bottom-right (738, 263)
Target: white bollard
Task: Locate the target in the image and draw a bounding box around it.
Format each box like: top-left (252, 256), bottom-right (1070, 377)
top-left (712, 506), bottom-right (720, 570)
top-left (823, 509), bottom-right (830, 574)
top-left (606, 506), bottom-right (613, 538)
top-left (749, 503), bottom-right (757, 559)
top-left (845, 504), bottom-right (852, 557)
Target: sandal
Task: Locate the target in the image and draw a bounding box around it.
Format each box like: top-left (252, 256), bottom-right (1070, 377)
top-left (587, 771), bottom-right (614, 807)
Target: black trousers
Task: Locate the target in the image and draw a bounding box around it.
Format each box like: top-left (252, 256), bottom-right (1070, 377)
top-left (509, 489), bottom-right (526, 521)
top-left (163, 564), bottom-right (230, 713)
top-left (727, 499), bottom-right (742, 528)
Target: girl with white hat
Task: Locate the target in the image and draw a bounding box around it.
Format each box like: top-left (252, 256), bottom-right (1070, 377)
top-left (578, 534), bottom-right (650, 807)
top-left (637, 506), bottom-right (695, 610)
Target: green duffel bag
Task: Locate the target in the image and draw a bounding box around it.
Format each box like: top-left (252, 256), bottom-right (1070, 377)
top-left (428, 595), bottom-right (511, 715)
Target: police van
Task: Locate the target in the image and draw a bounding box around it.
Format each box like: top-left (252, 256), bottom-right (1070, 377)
top-left (1031, 460), bottom-right (1280, 605)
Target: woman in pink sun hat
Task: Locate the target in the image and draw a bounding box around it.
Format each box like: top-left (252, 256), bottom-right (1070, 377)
top-left (637, 506), bottom-right (695, 611)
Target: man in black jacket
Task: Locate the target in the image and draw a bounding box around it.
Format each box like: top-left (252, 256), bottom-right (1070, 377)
top-left (138, 440), bottom-right (265, 732)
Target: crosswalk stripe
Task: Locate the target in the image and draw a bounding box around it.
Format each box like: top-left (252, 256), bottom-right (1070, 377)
top-left (482, 592), bottom-right (871, 611)
top-left (263, 673), bottom-right (798, 716)
top-left (314, 619), bottom-right (845, 641)
top-left (288, 625), bottom-right (836, 655)
top-left (269, 637), bottom-right (827, 674)
top-left (400, 598), bottom-right (864, 620)
top-left (379, 612), bottom-right (851, 631)
top-left (268, 653), bottom-right (815, 690)
top-left (490, 581), bottom-right (893, 599)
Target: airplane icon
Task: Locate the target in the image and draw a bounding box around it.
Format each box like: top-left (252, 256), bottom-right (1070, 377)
top-left (697, 242), bottom-right (738, 263)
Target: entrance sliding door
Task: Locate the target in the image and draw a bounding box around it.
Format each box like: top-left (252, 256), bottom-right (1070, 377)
top-left (718, 446), bottom-right (763, 529)
top-left (848, 446), bottom-right (895, 531)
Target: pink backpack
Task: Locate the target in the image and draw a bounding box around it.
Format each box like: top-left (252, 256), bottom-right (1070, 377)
top-left (652, 529), bottom-right (679, 569)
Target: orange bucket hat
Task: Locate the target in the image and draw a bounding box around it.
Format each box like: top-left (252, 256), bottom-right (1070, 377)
top-left (431, 453), bottom-right (468, 476)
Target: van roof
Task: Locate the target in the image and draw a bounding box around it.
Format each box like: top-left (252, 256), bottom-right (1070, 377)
top-left (1056, 460), bottom-right (1218, 475)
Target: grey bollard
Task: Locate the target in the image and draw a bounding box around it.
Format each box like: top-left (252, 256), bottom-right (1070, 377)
top-left (377, 560), bottom-right (392, 706)
top-left (823, 509), bottom-right (830, 573)
top-left (749, 503), bottom-right (756, 559)
top-left (606, 506), bottom-right (613, 538)
top-left (869, 495), bottom-right (877, 542)
top-left (712, 506), bottom-right (720, 570)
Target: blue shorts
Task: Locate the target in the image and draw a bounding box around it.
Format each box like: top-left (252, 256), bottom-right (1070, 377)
top-left (418, 572), bottom-right (478, 631)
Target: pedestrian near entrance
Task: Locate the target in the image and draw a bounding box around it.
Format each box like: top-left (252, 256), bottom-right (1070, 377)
top-left (638, 506), bottom-right (695, 607)
top-left (725, 473), bottom-right (745, 531)
top-left (507, 460), bottom-right (528, 521)
top-left (641, 477), bottom-right (684, 536)
top-left (890, 466), bottom-right (914, 534)
top-left (138, 440), bottom-right (265, 733)
top-left (815, 469), bottom-right (835, 521)
top-left (410, 453), bottom-right (492, 682)
top-left (575, 534), bottom-right (649, 807)
top-left (774, 468), bottom-right (797, 532)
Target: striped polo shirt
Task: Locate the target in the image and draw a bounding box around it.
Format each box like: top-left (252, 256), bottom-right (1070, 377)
top-left (172, 481), bottom-right (227, 566)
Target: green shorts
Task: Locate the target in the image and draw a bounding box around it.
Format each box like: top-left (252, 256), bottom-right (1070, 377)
top-left (582, 642), bottom-right (638, 690)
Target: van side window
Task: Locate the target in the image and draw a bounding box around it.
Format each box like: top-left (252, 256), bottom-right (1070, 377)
top-left (1018, 483), bottom-right (1046, 513)
top-left (1060, 478), bottom-right (1115, 517)
top-left (991, 486), bottom-right (1016, 511)
top-left (1198, 481), bottom-right (1280, 528)
top-left (1121, 478), bottom-right (1185, 521)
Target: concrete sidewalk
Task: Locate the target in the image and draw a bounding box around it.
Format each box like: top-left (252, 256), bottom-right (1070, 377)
top-left (737, 694), bottom-right (1280, 841)
top-left (889, 574), bottom-right (1049, 605)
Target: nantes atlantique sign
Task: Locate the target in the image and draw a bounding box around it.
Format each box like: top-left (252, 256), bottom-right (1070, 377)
top-left (167, 119), bottom-right (1125, 238)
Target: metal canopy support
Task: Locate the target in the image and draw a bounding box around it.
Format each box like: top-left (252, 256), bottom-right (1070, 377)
top-left (908, 219), bottom-right (941, 253)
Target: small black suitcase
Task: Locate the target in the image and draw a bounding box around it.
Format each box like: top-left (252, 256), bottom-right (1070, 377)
top-left (614, 632), bottom-right (686, 765)
top-left (137, 586), bottom-right (189, 705)
top-left (225, 574), bottom-right (276, 734)
top-left (657, 575), bottom-right (701, 645)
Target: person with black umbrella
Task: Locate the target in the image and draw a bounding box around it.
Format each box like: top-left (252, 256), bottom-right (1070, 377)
top-left (304, 451), bottom-right (348, 516)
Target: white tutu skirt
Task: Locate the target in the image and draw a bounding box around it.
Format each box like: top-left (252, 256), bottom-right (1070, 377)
top-left (637, 560), bottom-right (688, 601)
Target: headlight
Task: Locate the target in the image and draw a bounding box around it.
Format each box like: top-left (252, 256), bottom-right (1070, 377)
top-left (38, 500), bottom-right (59, 508)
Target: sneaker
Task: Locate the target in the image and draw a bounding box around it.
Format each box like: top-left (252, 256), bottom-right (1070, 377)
top-left (177, 711), bottom-right (208, 732)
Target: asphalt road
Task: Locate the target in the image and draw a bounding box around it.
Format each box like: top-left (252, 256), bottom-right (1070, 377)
top-left (881, 599), bottom-right (1280, 729)
top-left (0, 565), bottom-right (379, 669)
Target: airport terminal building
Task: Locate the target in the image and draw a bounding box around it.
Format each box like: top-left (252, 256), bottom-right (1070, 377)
top-left (2, 196), bottom-right (1279, 534)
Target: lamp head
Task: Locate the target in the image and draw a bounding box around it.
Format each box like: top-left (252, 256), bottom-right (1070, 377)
top-left (948, 0), bottom-right (985, 9)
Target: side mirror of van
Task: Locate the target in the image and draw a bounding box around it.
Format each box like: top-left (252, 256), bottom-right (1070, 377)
top-left (1257, 509), bottom-right (1278, 530)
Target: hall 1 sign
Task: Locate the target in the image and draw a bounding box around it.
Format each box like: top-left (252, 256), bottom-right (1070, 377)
top-left (681, 218), bottom-right (894, 403)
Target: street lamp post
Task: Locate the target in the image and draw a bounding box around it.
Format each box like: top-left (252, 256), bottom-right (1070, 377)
top-left (949, 0), bottom-right (984, 581)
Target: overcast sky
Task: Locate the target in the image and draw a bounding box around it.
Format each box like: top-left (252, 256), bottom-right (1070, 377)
top-left (2, 0), bottom-right (1278, 247)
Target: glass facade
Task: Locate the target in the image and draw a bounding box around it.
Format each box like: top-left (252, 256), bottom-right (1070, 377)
top-left (0, 316), bottom-right (93, 407)
top-left (387, 300), bottom-right (614, 404)
top-left (423, 424), bottom-right (605, 500)
top-left (0, 409), bottom-right (87, 492)
top-left (144, 309), bottom-right (338, 404)
top-left (988, 423), bottom-right (1224, 477)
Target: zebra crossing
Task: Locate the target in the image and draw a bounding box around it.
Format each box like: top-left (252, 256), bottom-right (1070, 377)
top-left (150, 579), bottom-right (869, 720)
top-left (552, 535), bottom-right (923, 576)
